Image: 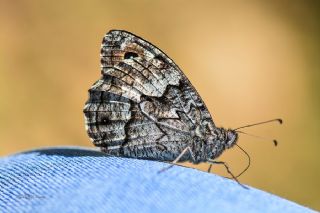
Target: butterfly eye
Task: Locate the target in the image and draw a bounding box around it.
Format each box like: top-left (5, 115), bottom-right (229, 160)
top-left (205, 124), bottom-right (212, 135)
top-left (124, 52), bottom-right (139, 59)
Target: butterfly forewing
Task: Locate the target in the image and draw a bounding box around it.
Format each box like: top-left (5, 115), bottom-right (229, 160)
top-left (84, 30), bottom-right (216, 162)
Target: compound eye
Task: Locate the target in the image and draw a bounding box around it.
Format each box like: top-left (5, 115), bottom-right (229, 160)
top-left (124, 52), bottom-right (139, 59)
top-left (201, 121), bottom-right (213, 136)
top-left (227, 131), bottom-right (234, 140)
top-left (205, 124), bottom-right (212, 135)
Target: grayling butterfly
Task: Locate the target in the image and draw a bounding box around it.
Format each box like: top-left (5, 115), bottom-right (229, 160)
top-left (83, 30), bottom-right (281, 183)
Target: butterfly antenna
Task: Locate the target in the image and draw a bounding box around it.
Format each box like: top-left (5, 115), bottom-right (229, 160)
top-left (235, 144), bottom-right (251, 178)
top-left (234, 119), bottom-right (282, 131)
top-left (236, 130), bottom-right (278, 146)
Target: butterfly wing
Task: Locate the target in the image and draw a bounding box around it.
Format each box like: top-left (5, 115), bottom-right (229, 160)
top-left (84, 30), bottom-right (215, 162)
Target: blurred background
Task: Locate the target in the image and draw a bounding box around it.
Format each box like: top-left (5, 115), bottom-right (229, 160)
top-left (0, 0), bottom-right (319, 210)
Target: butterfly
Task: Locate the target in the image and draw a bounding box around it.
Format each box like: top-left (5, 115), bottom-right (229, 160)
top-left (83, 30), bottom-right (281, 180)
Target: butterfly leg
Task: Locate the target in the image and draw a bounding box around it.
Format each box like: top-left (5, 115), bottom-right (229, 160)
top-left (207, 160), bottom-right (248, 189)
top-left (158, 146), bottom-right (196, 173)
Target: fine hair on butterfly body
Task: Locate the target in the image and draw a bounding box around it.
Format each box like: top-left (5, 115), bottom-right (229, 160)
top-left (83, 30), bottom-right (281, 184)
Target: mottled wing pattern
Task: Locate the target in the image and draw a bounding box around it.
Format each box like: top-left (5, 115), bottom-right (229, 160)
top-left (84, 30), bottom-right (216, 162)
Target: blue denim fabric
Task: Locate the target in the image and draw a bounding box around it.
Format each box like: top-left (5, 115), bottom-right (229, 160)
top-left (0, 147), bottom-right (316, 213)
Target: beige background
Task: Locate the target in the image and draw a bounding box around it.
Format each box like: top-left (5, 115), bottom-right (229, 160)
top-left (0, 0), bottom-right (319, 210)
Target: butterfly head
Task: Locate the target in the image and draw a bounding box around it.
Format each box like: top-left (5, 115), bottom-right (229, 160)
top-left (225, 129), bottom-right (238, 148)
top-left (198, 122), bottom-right (238, 150)
top-left (203, 127), bottom-right (238, 160)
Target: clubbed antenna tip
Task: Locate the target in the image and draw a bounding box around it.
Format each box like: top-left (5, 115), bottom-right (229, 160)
top-left (277, 119), bottom-right (283, 124)
top-left (273, 140), bottom-right (278, 146)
